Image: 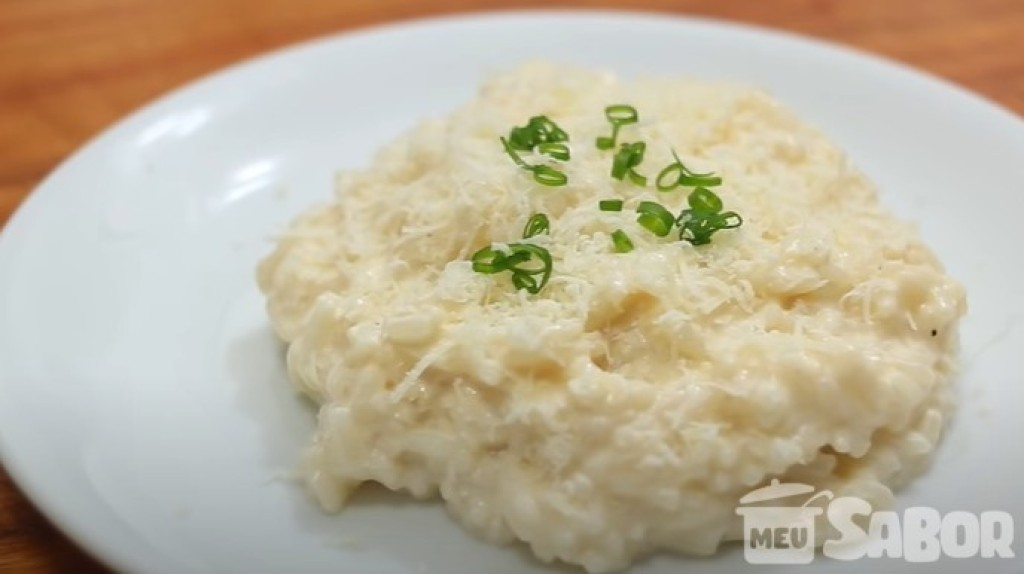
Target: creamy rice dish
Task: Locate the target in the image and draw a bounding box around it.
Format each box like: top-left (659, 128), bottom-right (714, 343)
top-left (257, 62), bottom-right (966, 572)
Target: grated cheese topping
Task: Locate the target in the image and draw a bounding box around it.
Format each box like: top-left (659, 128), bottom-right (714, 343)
top-left (257, 62), bottom-right (966, 573)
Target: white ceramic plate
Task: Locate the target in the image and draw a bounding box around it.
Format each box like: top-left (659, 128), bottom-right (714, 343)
top-left (1, 10), bottom-right (1022, 574)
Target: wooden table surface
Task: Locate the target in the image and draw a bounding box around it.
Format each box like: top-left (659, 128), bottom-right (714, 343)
top-left (1, 0), bottom-right (1022, 571)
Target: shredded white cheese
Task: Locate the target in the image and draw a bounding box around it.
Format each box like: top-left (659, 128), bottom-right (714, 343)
top-left (257, 62), bottom-right (966, 573)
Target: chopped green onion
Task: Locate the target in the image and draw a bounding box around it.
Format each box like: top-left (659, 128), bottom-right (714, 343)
top-left (670, 149), bottom-right (714, 177)
top-left (507, 128), bottom-right (533, 151)
top-left (531, 116), bottom-right (569, 144)
top-left (471, 246), bottom-right (509, 274)
top-left (679, 174), bottom-right (723, 187)
top-left (470, 247), bottom-right (501, 273)
top-left (721, 212), bottom-right (742, 228)
top-left (599, 199), bottom-right (624, 212)
top-left (531, 165), bottom-right (568, 186)
top-left (470, 242), bottom-right (553, 294)
top-left (678, 211), bottom-right (734, 245)
top-left (508, 115), bottom-right (570, 151)
top-left (502, 117), bottom-right (571, 186)
top-left (656, 149), bottom-right (722, 191)
top-left (655, 163), bottom-right (683, 191)
top-left (637, 214), bottom-right (671, 237)
top-left (688, 187), bottom-right (723, 213)
top-left (611, 229), bottom-right (634, 253)
top-left (503, 136), bottom-right (567, 186)
top-left (511, 272), bottom-right (539, 292)
top-left (506, 243), bottom-right (553, 294)
top-left (536, 142), bottom-right (570, 161)
top-left (501, 136), bottom-right (530, 169)
top-left (675, 186), bottom-right (743, 245)
top-left (611, 142), bottom-right (648, 186)
top-left (596, 104), bottom-right (639, 150)
top-left (606, 105), bottom-right (639, 124)
top-left (522, 213), bottom-right (550, 239)
top-left (635, 200), bottom-right (674, 237)
top-left (502, 250), bottom-right (532, 267)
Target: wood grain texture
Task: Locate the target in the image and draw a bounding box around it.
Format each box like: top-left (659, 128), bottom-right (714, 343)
top-left (0, 0), bottom-right (1021, 571)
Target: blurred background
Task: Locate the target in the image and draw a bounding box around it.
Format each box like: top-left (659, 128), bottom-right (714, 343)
top-left (0, 0), bottom-right (1021, 572)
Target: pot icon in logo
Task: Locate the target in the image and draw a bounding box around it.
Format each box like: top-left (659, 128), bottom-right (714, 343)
top-left (735, 479), bottom-right (834, 564)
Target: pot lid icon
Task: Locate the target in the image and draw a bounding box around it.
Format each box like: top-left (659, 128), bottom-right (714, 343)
top-left (739, 478), bottom-right (815, 504)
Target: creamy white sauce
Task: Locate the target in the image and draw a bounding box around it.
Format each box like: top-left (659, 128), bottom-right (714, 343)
top-left (257, 62), bottom-right (966, 573)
